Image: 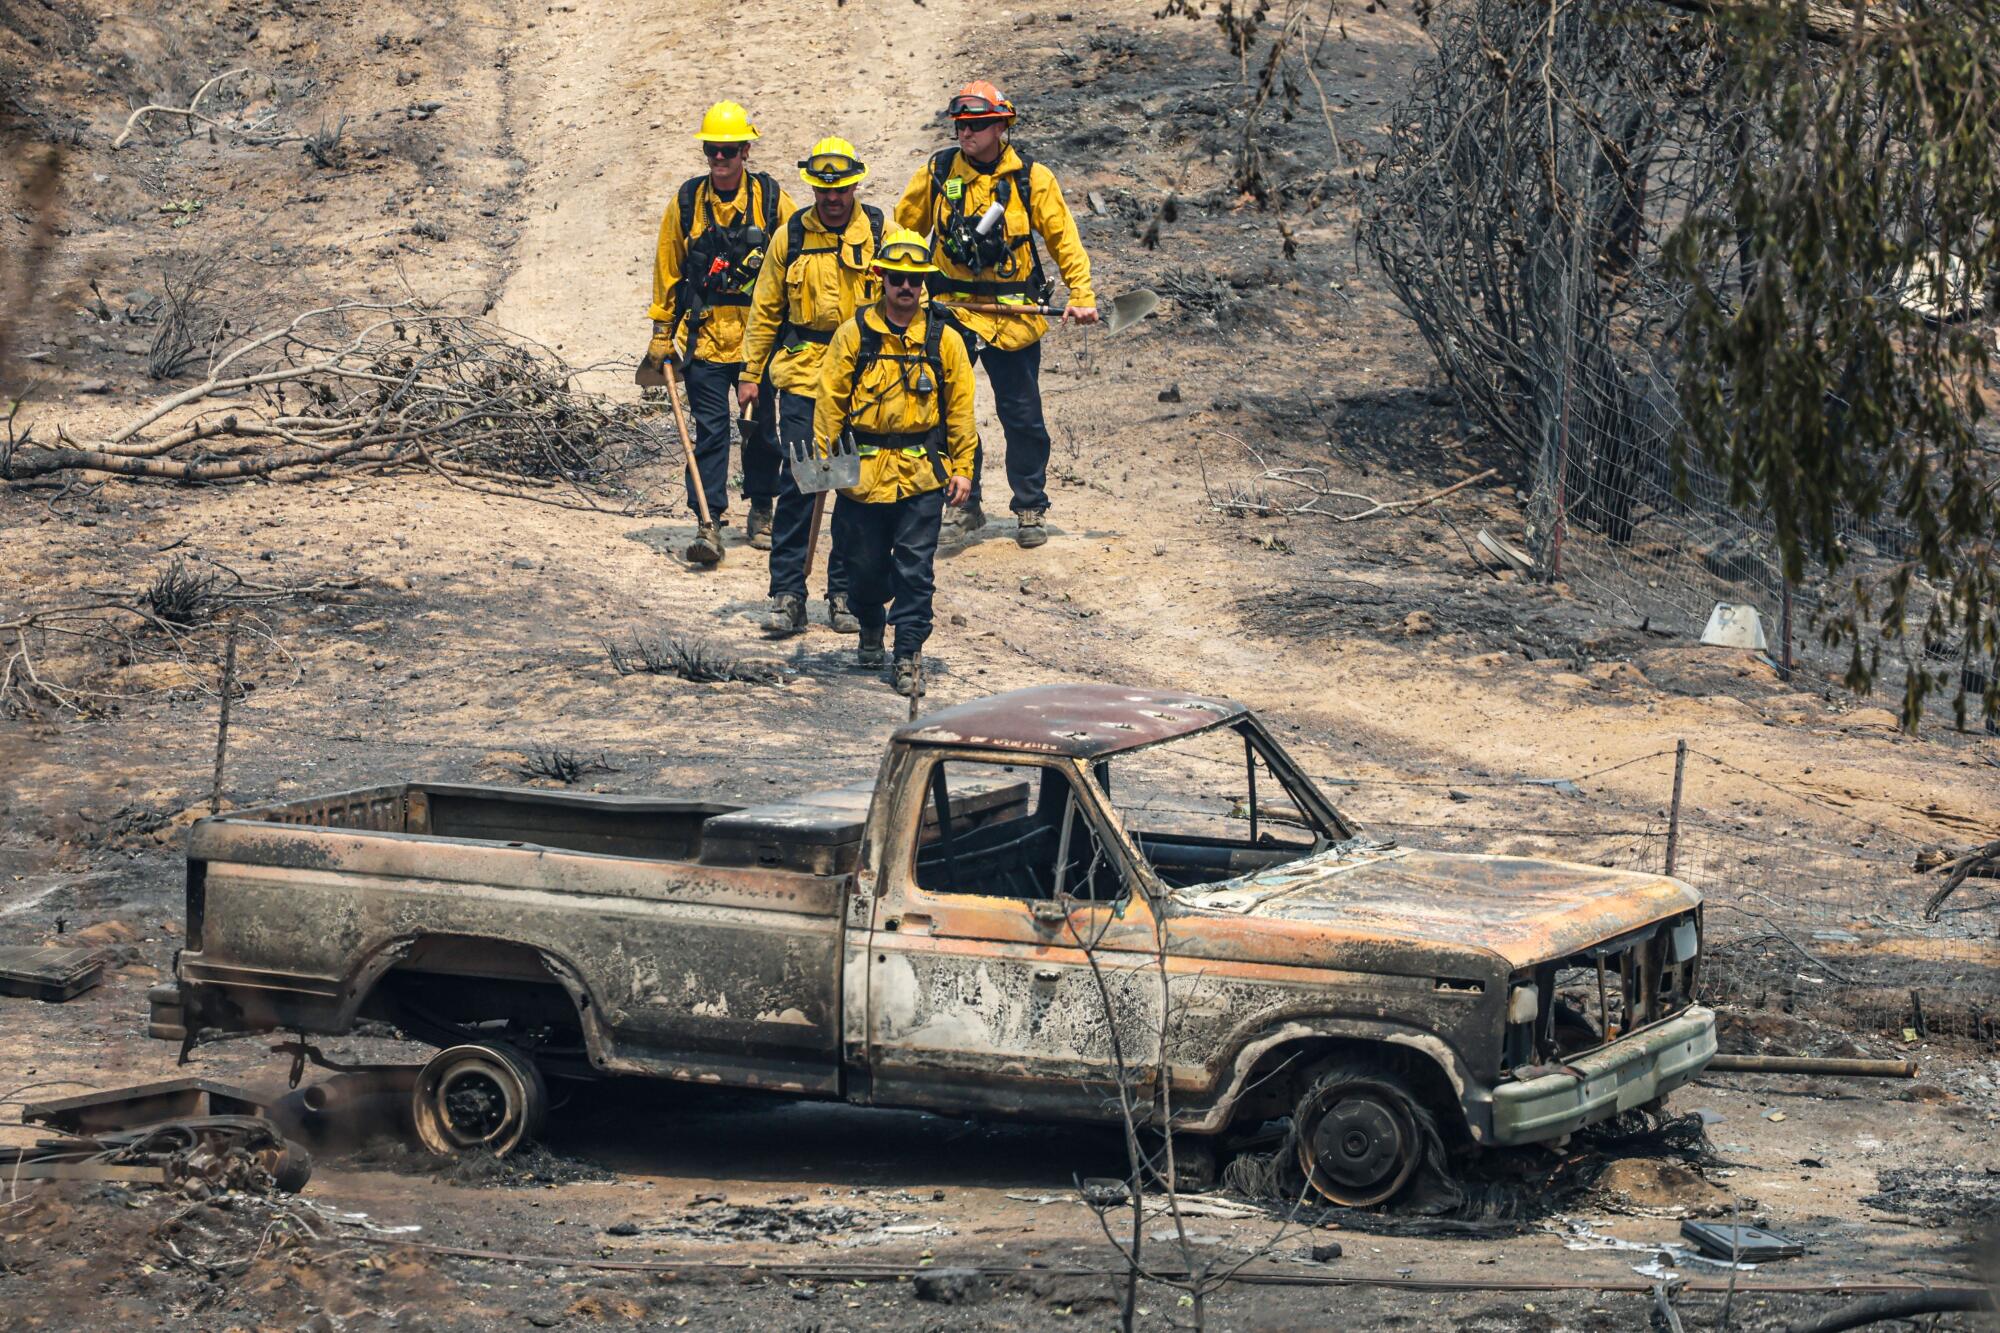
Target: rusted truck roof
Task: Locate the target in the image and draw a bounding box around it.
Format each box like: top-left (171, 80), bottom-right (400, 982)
top-left (895, 684), bottom-right (1247, 757)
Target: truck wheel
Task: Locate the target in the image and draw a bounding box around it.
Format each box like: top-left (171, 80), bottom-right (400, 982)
top-left (410, 1043), bottom-right (547, 1158)
top-left (1293, 1064), bottom-right (1425, 1208)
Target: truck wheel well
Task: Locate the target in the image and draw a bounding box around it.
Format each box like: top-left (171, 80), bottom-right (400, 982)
top-left (355, 936), bottom-right (594, 1067)
top-left (1229, 1038), bottom-right (1472, 1151)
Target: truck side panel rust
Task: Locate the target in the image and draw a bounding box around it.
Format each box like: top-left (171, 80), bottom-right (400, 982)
top-left (183, 839), bottom-right (846, 1095)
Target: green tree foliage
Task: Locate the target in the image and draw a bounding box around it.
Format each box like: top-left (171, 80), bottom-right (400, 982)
top-left (1665, 1), bottom-right (2000, 727)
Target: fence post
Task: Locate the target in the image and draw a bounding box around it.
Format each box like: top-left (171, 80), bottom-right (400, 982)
top-left (1780, 577), bottom-right (1795, 678)
top-left (209, 622), bottom-right (239, 815)
top-left (1664, 739), bottom-right (1687, 876)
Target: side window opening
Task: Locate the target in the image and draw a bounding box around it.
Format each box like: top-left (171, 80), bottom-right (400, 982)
top-left (1098, 723), bottom-right (1332, 890)
top-left (912, 760), bottom-right (1123, 903)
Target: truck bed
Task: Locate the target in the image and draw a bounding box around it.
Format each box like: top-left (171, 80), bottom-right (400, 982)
top-left (170, 773), bottom-right (1029, 1089)
top-left (225, 774), bottom-right (1027, 876)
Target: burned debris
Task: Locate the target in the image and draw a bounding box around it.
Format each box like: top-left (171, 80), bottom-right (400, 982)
top-left (5, 1088), bottom-right (311, 1198)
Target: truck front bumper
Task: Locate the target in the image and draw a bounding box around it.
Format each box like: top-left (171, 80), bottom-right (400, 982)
top-left (1491, 1004), bottom-right (1716, 1145)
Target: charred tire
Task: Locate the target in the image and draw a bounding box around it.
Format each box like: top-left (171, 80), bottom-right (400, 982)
top-left (1293, 1063), bottom-right (1427, 1208)
top-left (410, 1043), bottom-right (547, 1158)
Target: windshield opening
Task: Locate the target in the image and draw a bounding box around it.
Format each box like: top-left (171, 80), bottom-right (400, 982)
top-left (1091, 720), bottom-right (1340, 890)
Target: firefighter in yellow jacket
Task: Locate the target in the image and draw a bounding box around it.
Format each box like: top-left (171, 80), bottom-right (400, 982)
top-left (738, 137), bottom-right (883, 637)
top-left (813, 230), bottom-right (977, 696)
top-left (896, 80), bottom-right (1096, 550)
top-left (640, 101), bottom-right (797, 562)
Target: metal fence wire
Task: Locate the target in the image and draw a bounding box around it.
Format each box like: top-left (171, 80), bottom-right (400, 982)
top-left (1361, 746), bottom-right (1999, 1045)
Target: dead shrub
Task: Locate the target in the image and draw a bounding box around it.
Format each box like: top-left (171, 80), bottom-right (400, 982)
top-left (148, 253), bottom-right (229, 380)
top-left (138, 557), bottom-right (221, 628)
top-left (515, 748), bottom-right (615, 784)
top-left (605, 634), bottom-right (776, 684)
top-left (301, 115), bottom-right (349, 169)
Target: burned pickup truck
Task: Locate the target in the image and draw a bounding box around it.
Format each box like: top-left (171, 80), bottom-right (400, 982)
top-left (150, 684), bottom-right (1713, 1205)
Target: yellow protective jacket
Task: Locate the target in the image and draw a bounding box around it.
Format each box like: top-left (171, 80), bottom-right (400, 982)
top-left (739, 205), bottom-right (882, 397)
top-left (647, 173), bottom-right (797, 365)
top-left (894, 144), bottom-right (1095, 352)
top-left (814, 304), bottom-right (977, 506)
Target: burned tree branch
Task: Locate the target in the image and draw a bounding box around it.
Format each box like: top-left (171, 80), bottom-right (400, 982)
top-left (1922, 838), bottom-right (2000, 920)
top-left (1646, 0), bottom-right (1891, 44)
top-left (4, 302), bottom-right (666, 510)
top-left (110, 69), bottom-right (293, 149)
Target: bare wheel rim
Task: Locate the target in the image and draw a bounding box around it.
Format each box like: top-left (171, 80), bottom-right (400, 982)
top-left (1296, 1078), bottom-right (1422, 1207)
top-left (438, 1066), bottom-right (513, 1146)
top-left (412, 1045), bottom-right (543, 1158)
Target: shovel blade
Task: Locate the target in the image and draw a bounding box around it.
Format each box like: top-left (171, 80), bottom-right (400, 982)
top-left (1103, 288), bottom-right (1159, 336)
top-left (634, 356), bottom-right (667, 388)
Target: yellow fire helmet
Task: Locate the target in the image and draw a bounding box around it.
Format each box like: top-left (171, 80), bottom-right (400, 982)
top-left (874, 228), bottom-right (939, 275)
top-left (694, 101), bottom-right (759, 143)
top-left (798, 136), bottom-right (868, 188)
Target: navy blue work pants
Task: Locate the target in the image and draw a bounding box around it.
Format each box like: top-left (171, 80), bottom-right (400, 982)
top-left (845, 488), bottom-right (946, 658)
top-left (682, 357), bottom-right (782, 518)
top-left (767, 390), bottom-right (852, 603)
top-left (966, 338), bottom-right (1051, 514)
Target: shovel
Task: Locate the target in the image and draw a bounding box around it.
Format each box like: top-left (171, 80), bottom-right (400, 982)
top-left (937, 287), bottom-right (1158, 335)
top-left (661, 362), bottom-right (721, 565)
top-left (786, 428), bottom-right (861, 495)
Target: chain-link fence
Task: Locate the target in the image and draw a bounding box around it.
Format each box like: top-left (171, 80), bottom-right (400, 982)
top-left (1524, 299), bottom-right (1992, 733)
top-left (1360, 746), bottom-right (1999, 1044)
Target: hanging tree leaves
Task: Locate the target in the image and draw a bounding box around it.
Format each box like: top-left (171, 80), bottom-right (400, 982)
top-left (1361, 0), bottom-right (1998, 728)
top-left (1665, 0), bottom-right (2000, 727)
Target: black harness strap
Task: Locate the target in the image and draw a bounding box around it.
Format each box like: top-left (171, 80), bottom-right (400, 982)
top-left (675, 173), bottom-right (779, 342)
top-left (774, 204), bottom-right (885, 351)
top-left (847, 314), bottom-right (950, 484)
top-left (924, 147), bottom-right (1048, 301)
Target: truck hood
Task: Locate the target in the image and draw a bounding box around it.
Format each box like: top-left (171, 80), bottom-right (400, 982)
top-left (1171, 843), bottom-right (1699, 969)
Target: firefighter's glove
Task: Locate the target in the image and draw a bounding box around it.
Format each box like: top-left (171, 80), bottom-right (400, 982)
top-left (644, 322), bottom-right (680, 370)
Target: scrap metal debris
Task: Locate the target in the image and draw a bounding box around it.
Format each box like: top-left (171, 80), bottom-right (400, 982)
top-left (1552, 1220), bottom-right (1756, 1273)
top-left (0, 1115), bottom-right (311, 1196)
top-left (0, 944), bottom-right (106, 1000)
top-left (1679, 1220), bottom-right (1804, 1262)
top-left (22, 1077), bottom-right (274, 1135)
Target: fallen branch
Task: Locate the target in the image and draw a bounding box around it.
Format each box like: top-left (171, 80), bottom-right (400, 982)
top-left (1703, 1054), bottom-right (1915, 1078)
top-left (1784, 1288), bottom-right (1996, 1333)
top-left (111, 69), bottom-right (291, 149)
top-left (1210, 433), bottom-right (1499, 521)
top-left (1922, 837), bottom-right (2000, 920)
top-left (3, 301), bottom-right (666, 510)
top-left (1646, 0), bottom-right (1892, 45)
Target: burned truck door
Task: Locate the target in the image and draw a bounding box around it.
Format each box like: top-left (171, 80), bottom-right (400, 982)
top-left (861, 751), bottom-right (1166, 1121)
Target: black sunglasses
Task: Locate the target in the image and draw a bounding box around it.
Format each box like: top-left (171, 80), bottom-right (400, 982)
top-left (881, 272), bottom-right (925, 288)
top-left (703, 143), bottom-right (745, 160)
